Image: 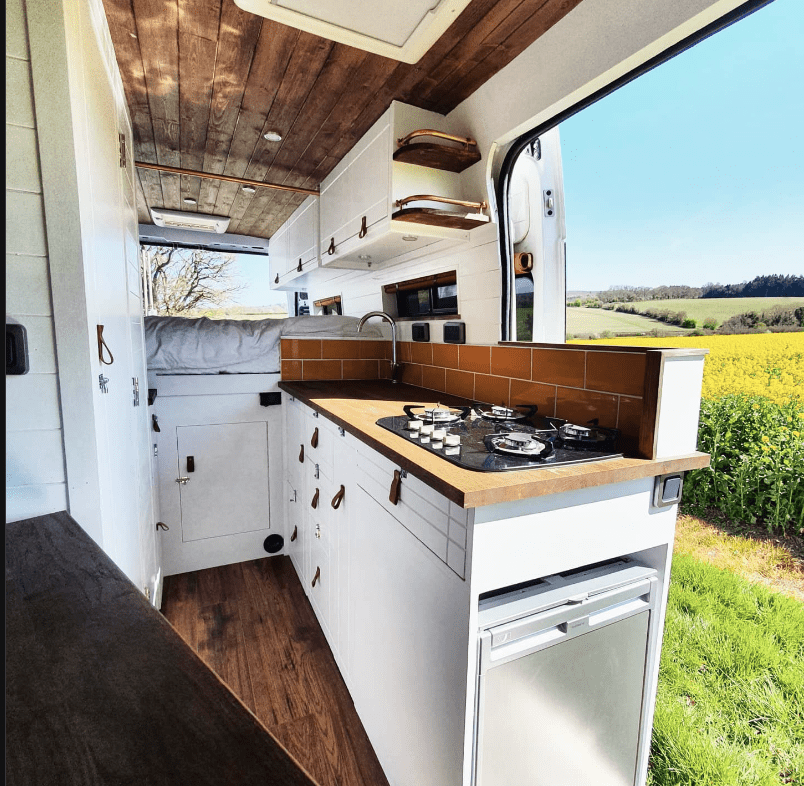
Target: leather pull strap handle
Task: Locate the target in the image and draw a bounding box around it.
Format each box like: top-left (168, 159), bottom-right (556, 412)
top-left (389, 470), bottom-right (401, 506)
top-left (358, 215), bottom-right (368, 238)
top-left (299, 444), bottom-right (304, 463)
top-left (328, 237), bottom-right (335, 255)
top-left (290, 526), bottom-right (297, 542)
top-left (311, 427), bottom-right (319, 448)
top-left (311, 488), bottom-right (319, 509)
top-left (97, 325), bottom-right (114, 365)
top-left (312, 566), bottom-right (321, 587)
top-left (331, 485), bottom-right (345, 509)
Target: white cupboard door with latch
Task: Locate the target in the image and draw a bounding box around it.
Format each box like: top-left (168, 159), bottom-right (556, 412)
top-left (176, 422), bottom-right (270, 542)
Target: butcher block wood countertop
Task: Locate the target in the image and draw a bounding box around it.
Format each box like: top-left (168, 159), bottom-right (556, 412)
top-left (279, 380), bottom-right (710, 508)
top-left (6, 511), bottom-right (317, 786)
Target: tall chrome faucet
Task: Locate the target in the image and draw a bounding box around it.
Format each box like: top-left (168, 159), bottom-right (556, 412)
top-left (357, 311), bottom-right (402, 383)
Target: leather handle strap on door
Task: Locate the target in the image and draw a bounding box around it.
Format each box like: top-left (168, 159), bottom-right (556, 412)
top-left (299, 444), bottom-right (304, 463)
top-left (97, 325), bottom-right (114, 365)
top-left (358, 215), bottom-right (368, 238)
top-left (312, 566), bottom-right (321, 587)
top-left (311, 488), bottom-right (319, 509)
top-left (290, 525), bottom-right (297, 542)
top-left (311, 427), bottom-right (319, 448)
top-left (389, 470), bottom-right (401, 505)
top-left (331, 485), bottom-right (345, 509)
top-left (328, 237), bottom-right (335, 255)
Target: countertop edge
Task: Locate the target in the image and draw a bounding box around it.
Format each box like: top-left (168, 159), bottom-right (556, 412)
top-left (279, 381), bottom-right (711, 508)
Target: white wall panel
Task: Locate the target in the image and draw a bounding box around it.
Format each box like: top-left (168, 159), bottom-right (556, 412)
top-left (6, 430), bottom-right (67, 486)
top-left (6, 0), bottom-right (30, 59)
top-left (5, 125), bottom-right (41, 192)
top-left (5, 55), bottom-right (36, 126)
top-left (5, 255), bottom-right (52, 314)
top-left (5, 190), bottom-right (48, 256)
top-left (6, 373), bottom-right (62, 431)
top-left (6, 483), bottom-right (68, 523)
top-left (5, 0), bottom-right (67, 525)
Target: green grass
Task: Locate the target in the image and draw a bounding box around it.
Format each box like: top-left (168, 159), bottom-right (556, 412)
top-left (566, 306), bottom-right (690, 337)
top-left (649, 554), bottom-right (804, 786)
top-left (620, 297), bottom-right (804, 328)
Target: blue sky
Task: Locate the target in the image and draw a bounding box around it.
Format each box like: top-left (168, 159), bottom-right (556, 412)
top-left (560, 0), bottom-right (803, 291)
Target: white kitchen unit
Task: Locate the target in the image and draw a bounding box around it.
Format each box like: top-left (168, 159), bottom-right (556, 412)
top-left (280, 382), bottom-right (706, 786)
top-left (318, 101), bottom-right (491, 270)
top-left (283, 395), bottom-right (357, 669)
top-left (149, 373), bottom-right (284, 576)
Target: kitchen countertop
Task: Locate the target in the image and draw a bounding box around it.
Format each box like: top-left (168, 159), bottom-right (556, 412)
top-left (279, 380), bottom-right (710, 508)
top-left (6, 511), bottom-right (316, 786)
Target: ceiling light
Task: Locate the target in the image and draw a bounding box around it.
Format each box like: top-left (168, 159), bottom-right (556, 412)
top-left (183, 197), bottom-right (197, 205)
top-left (358, 255), bottom-right (372, 260)
top-left (263, 131), bottom-right (282, 142)
top-left (242, 186), bottom-right (257, 194)
top-left (402, 235), bottom-right (418, 241)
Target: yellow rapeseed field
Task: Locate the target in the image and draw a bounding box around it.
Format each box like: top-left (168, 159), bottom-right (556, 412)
top-left (571, 333), bottom-right (804, 404)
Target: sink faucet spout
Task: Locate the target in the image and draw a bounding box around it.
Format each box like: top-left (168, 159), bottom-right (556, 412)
top-left (357, 311), bottom-right (401, 383)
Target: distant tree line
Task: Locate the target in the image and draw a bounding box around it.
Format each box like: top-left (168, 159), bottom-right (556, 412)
top-left (699, 274), bottom-right (804, 298)
top-left (589, 274), bottom-right (804, 304)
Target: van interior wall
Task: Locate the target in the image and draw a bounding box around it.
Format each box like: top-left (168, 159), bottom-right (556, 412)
top-left (6, 0), bottom-right (69, 523)
top-left (303, 225), bottom-right (503, 345)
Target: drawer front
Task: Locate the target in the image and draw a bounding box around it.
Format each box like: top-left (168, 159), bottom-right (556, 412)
top-left (309, 539), bottom-right (331, 635)
top-left (304, 409), bottom-right (334, 480)
top-left (355, 447), bottom-right (467, 578)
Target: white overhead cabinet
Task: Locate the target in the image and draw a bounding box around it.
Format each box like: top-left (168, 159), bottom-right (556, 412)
top-left (270, 101), bottom-right (489, 289)
top-left (319, 101), bottom-right (490, 270)
top-left (269, 195), bottom-right (319, 291)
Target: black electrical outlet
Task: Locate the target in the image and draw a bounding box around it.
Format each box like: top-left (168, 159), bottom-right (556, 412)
top-left (411, 323), bottom-right (430, 342)
top-left (6, 323), bottom-right (29, 375)
top-left (260, 392), bottom-right (282, 407)
top-left (443, 321), bottom-right (466, 344)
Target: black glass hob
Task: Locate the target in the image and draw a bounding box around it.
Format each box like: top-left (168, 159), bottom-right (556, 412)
top-left (376, 410), bottom-right (623, 473)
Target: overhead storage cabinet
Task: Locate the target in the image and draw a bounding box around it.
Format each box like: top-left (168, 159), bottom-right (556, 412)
top-left (319, 101), bottom-right (489, 270)
top-left (270, 195), bottom-right (320, 290)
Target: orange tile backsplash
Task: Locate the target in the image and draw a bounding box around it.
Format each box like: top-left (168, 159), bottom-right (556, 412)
top-left (585, 351), bottom-right (646, 397)
top-left (280, 338), bottom-right (660, 457)
top-left (491, 346), bottom-right (531, 380)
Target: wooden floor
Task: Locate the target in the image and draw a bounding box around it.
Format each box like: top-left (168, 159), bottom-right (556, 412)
top-left (162, 557), bottom-right (390, 786)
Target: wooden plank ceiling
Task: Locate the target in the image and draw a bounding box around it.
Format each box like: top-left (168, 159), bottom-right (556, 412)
top-left (102, 0), bottom-right (582, 239)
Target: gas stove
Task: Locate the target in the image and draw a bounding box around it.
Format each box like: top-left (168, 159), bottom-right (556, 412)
top-left (377, 405), bottom-right (623, 472)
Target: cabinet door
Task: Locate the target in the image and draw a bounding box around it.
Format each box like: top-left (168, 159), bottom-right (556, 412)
top-left (288, 196), bottom-right (318, 271)
top-left (320, 163), bottom-right (352, 253)
top-left (176, 422), bottom-right (270, 542)
top-left (352, 124), bottom-right (390, 231)
top-left (348, 491), bottom-right (469, 786)
top-left (269, 223), bottom-right (289, 289)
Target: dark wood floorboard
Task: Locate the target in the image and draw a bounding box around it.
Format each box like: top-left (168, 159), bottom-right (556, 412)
top-left (162, 556), bottom-right (390, 786)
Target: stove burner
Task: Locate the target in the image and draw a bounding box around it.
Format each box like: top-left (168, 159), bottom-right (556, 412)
top-left (548, 418), bottom-right (619, 451)
top-left (486, 432), bottom-right (554, 458)
top-left (403, 404), bottom-right (471, 424)
top-left (473, 403), bottom-right (537, 421)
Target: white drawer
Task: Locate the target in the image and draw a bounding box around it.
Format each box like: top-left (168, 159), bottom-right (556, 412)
top-left (356, 447), bottom-right (467, 577)
top-left (304, 408), bottom-right (334, 477)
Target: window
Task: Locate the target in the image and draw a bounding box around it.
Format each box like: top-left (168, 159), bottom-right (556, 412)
top-left (497, 0), bottom-right (783, 342)
top-left (384, 272), bottom-right (458, 319)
